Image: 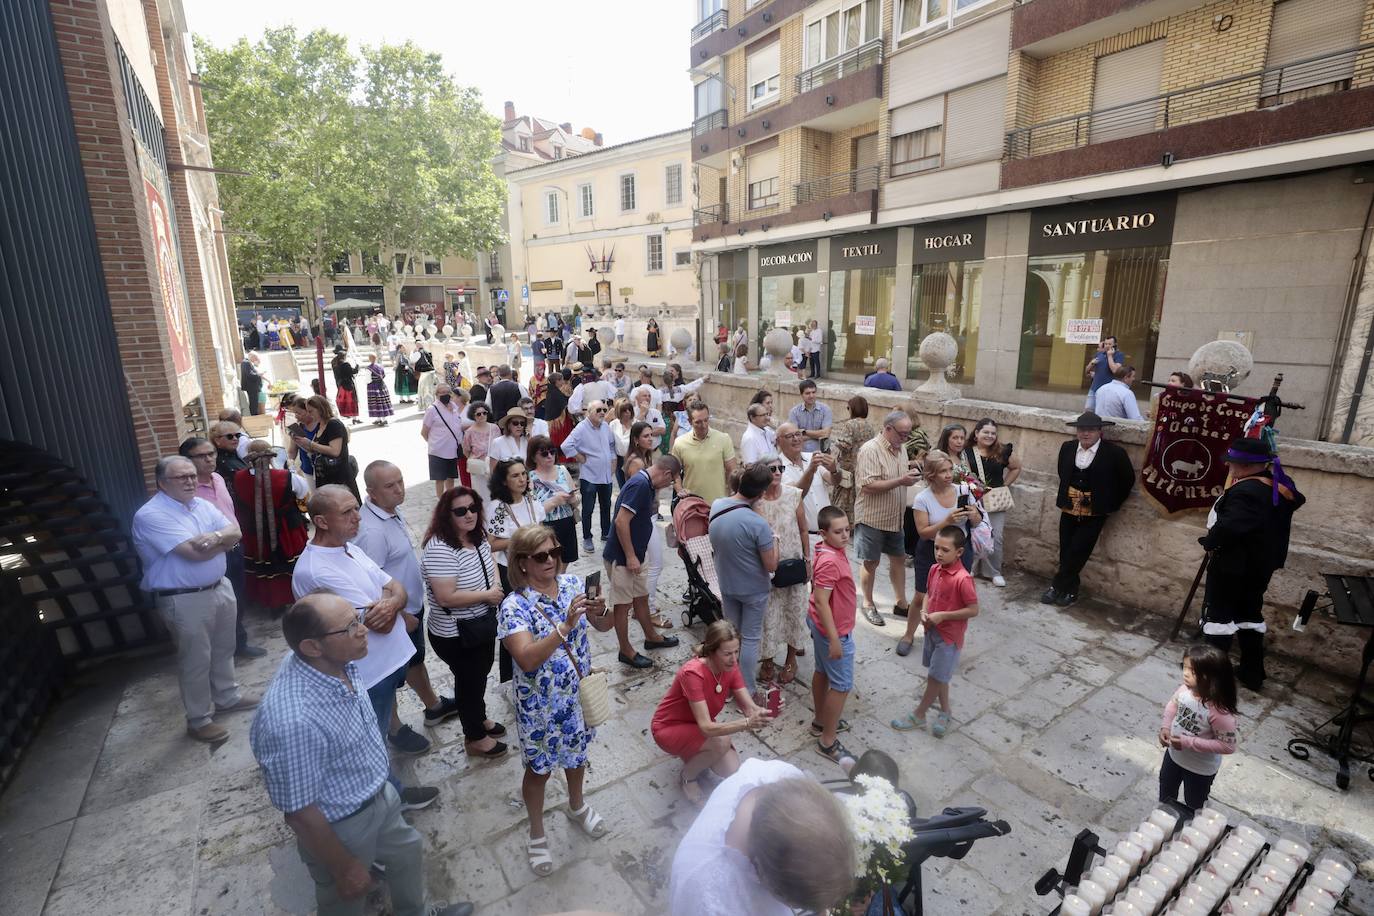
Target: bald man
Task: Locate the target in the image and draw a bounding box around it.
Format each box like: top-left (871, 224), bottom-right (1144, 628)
top-left (561, 399), bottom-right (618, 553)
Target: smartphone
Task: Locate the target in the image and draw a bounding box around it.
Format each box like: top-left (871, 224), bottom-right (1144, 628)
top-left (820, 438), bottom-right (831, 454)
top-left (957, 494), bottom-right (969, 510)
top-left (584, 571), bottom-right (602, 601)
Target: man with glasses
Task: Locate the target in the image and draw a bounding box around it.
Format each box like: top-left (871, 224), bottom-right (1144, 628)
top-left (853, 411), bottom-right (922, 627)
top-left (561, 399), bottom-right (618, 553)
top-left (605, 456), bottom-right (683, 669)
top-left (776, 422), bottom-right (835, 543)
top-left (607, 362), bottom-right (630, 400)
top-left (210, 420), bottom-right (249, 481)
top-left (670, 400), bottom-right (737, 505)
top-left (517, 397), bottom-right (549, 438)
top-left (293, 485), bottom-right (441, 810)
top-left (740, 403), bottom-right (778, 466)
top-left (132, 456), bottom-right (256, 743)
top-left (568, 362), bottom-right (611, 418)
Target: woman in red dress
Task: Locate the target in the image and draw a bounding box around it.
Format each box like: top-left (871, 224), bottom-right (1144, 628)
top-left (545, 371), bottom-right (575, 462)
top-left (232, 441), bottom-right (309, 611)
top-left (651, 621), bottom-right (771, 805)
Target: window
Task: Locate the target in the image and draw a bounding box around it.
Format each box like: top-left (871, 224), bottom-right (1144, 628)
top-left (544, 190), bottom-right (560, 225)
top-left (804, 0), bottom-right (879, 68)
top-left (1090, 41), bottom-right (1165, 144)
top-left (331, 252), bottom-right (352, 274)
top-left (890, 126), bottom-right (943, 175)
top-left (747, 42), bottom-right (781, 110)
top-left (424, 255), bottom-right (442, 275)
top-left (943, 78), bottom-right (1006, 166)
top-left (620, 173), bottom-right (637, 212)
top-left (1262, 0), bottom-right (1364, 102)
top-left (646, 234), bottom-right (665, 273)
top-left (362, 250), bottom-right (380, 272)
top-left (393, 254), bottom-right (413, 274)
top-left (907, 260), bottom-right (982, 382)
top-left (694, 76), bottom-right (724, 118)
top-left (747, 146), bottom-right (780, 210)
top-left (698, 0), bottom-right (722, 18)
top-left (897, 0), bottom-right (993, 36)
top-left (577, 182), bottom-right (594, 218)
top-left (519, 136), bottom-right (530, 152)
top-left (674, 249), bottom-right (693, 269)
top-left (553, 145), bottom-right (564, 159)
top-left (487, 251), bottom-right (501, 277)
top-left (665, 164), bottom-right (683, 205)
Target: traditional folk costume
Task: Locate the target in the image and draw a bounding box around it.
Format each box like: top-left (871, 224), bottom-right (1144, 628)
top-left (1200, 437), bottom-right (1304, 690)
top-left (232, 459), bottom-right (308, 610)
top-left (366, 362), bottom-right (393, 421)
top-left (1042, 412), bottom-right (1136, 607)
top-left (332, 351), bottom-right (359, 419)
top-left (393, 350), bottom-right (417, 402)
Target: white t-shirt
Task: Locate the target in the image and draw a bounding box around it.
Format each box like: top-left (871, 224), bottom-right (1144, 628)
top-left (781, 451), bottom-right (831, 531)
top-left (484, 495), bottom-right (547, 567)
top-left (615, 317), bottom-right (626, 336)
top-left (670, 759), bottom-right (804, 916)
top-left (740, 423), bottom-right (777, 465)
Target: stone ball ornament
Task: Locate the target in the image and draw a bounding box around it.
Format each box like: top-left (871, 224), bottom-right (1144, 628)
top-left (669, 327), bottom-right (693, 353)
top-left (1188, 340), bottom-right (1253, 390)
top-left (598, 326), bottom-right (616, 347)
top-left (763, 327), bottom-right (794, 375)
top-left (914, 331), bottom-right (960, 400)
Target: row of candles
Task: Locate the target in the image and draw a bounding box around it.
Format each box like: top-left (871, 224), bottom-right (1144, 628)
top-left (1060, 807), bottom-right (1354, 916)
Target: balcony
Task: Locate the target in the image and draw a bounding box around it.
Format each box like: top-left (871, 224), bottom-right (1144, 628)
top-left (693, 109), bottom-right (728, 136)
top-left (692, 168), bottom-right (877, 243)
top-left (691, 8), bottom-right (727, 43)
top-left (484, 274), bottom-right (502, 284)
top-left (796, 40), bottom-right (883, 95)
top-left (1012, 0), bottom-right (1185, 55)
top-left (795, 165), bottom-right (882, 206)
top-left (693, 203), bottom-right (728, 227)
top-left (1002, 43), bottom-right (1374, 188)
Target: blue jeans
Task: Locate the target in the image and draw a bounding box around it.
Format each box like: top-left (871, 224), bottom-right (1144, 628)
top-left (368, 665), bottom-right (409, 790)
top-left (580, 479), bottom-right (612, 540)
top-left (722, 592), bottom-right (769, 697)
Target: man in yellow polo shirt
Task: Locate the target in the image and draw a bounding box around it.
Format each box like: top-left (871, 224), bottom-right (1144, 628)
top-left (671, 400), bottom-right (738, 504)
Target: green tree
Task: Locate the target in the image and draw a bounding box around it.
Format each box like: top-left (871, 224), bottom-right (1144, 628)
top-left (197, 27), bottom-right (364, 310)
top-left (355, 42), bottom-right (506, 311)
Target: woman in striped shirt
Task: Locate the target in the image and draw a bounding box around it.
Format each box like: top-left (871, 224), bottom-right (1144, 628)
top-left (421, 486), bottom-right (509, 759)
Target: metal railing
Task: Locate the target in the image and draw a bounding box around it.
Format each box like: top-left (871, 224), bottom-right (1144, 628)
top-left (794, 164), bottom-right (882, 206)
top-left (796, 39), bottom-right (884, 95)
top-left (694, 203), bottom-right (729, 226)
top-left (691, 8), bottom-right (728, 42)
top-left (1005, 42), bottom-right (1374, 160)
top-left (694, 108), bottom-right (728, 136)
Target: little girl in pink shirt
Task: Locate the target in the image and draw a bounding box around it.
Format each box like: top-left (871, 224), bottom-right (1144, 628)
top-left (1159, 644), bottom-right (1239, 812)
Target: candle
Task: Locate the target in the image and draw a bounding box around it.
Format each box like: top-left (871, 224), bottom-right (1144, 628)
top-left (1184, 877), bottom-right (1223, 910)
top-left (1306, 869), bottom-right (1348, 898)
top-left (1180, 825), bottom-right (1212, 852)
top-left (1217, 843), bottom-right (1255, 871)
top-left (1077, 878), bottom-right (1109, 913)
top-left (1138, 821), bottom-right (1167, 856)
top-left (1062, 893), bottom-right (1092, 916)
top-left (1197, 807), bottom-right (1228, 829)
top-left (1148, 861), bottom-right (1181, 893)
top-left (1225, 891), bottom-right (1264, 913)
top-left (1232, 824), bottom-right (1267, 849)
top-left (1313, 857), bottom-right (1354, 884)
top-left (1111, 901), bottom-right (1145, 916)
top-left (1157, 848), bottom-right (1192, 880)
top-left (1274, 838), bottom-right (1310, 862)
top-left (1138, 873), bottom-right (1170, 905)
top-left (1092, 865), bottom-right (1125, 898)
top-left (1170, 893), bottom-right (1208, 916)
top-left (1290, 890), bottom-right (1337, 915)
top-left (1168, 841), bottom-right (1200, 873)
top-left (1264, 853), bottom-right (1301, 883)
top-left (1207, 855), bottom-right (1242, 886)
top-left (1104, 855), bottom-right (1135, 893)
top-left (1116, 840), bottom-right (1148, 876)
top-left (1148, 808), bottom-right (1181, 836)
top-left (1125, 885), bottom-right (1161, 914)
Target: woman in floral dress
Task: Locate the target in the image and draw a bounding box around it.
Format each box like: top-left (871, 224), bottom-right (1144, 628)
top-left (828, 395), bottom-right (875, 518)
top-left (499, 524), bottom-right (615, 878)
top-left (754, 458), bottom-right (809, 687)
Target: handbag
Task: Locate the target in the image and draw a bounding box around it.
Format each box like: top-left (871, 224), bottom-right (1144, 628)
top-left (972, 451), bottom-right (1014, 514)
top-left (468, 456), bottom-right (491, 478)
top-left (772, 557), bottom-right (808, 588)
top-left (531, 596), bottom-right (610, 728)
top-left (452, 548), bottom-right (499, 648)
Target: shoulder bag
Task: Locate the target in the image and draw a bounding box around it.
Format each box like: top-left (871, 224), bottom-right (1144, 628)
top-left (972, 450), bottom-right (1015, 514)
top-left (712, 503), bottom-right (805, 588)
top-left (313, 423), bottom-right (347, 473)
top-left (531, 594), bottom-right (610, 727)
top-left (430, 404), bottom-right (467, 462)
top-left (449, 544), bottom-right (498, 648)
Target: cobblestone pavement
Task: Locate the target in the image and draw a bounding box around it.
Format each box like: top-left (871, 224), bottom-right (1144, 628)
top-left (2, 416), bottom-right (1372, 916)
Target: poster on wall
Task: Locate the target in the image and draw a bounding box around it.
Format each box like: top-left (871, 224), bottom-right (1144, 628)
top-left (1140, 387), bottom-right (1259, 515)
top-left (855, 315), bottom-right (877, 336)
top-left (1064, 317), bottom-right (1103, 344)
top-left (774, 309), bottom-right (793, 326)
top-left (596, 280), bottom-right (611, 307)
top-left (142, 176), bottom-right (197, 401)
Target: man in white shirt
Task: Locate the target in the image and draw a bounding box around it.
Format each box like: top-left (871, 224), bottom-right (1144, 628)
top-left (293, 485), bottom-right (440, 808)
top-left (354, 461), bottom-right (450, 754)
top-left (615, 315), bottom-right (626, 346)
top-left (1093, 365), bottom-right (1144, 421)
top-left (606, 362), bottom-right (631, 400)
top-left (739, 403), bottom-right (777, 465)
top-left (807, 320), bottom-right (825, 378)
top-left (775, 422), bottom-right (834, 536)
top-left (568, 366), bottom-right (612, 417)
top-left (132, 456), bottom-right (254, 744)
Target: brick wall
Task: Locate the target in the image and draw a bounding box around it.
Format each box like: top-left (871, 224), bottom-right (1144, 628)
top-left (50, 0), bottom-right (188, 486)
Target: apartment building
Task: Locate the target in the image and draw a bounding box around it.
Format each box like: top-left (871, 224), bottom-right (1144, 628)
top-left (689, 0), bottom-right (1374, 442)
top-left (507, 129), bottom-right (697, 323)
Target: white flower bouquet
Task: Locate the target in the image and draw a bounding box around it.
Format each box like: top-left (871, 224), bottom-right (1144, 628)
top-left (837, 774), bottom-right (915, 915)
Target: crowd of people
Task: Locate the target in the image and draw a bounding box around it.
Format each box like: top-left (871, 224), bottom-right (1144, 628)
top-left (124, 322), bottom-right (1309, 915)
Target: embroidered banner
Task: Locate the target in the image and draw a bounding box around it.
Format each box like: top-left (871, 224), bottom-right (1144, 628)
top-left (1141, 387), bottom-right (1258, 515)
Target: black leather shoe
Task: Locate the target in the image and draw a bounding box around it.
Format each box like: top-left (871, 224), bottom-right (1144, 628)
top-left (644, 636), bottom-right (680, 650)
top-left (618, 651), bottom-right (653, 669)
top-left (1039, 587), bottom-right (1060, 605)
top-left (893, 604), bottom-right (909, 619)
top-left (1056, 591), bottom-right (1078, 607)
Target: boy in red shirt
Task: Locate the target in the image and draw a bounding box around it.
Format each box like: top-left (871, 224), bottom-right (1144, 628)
top-left (892, 525), bottom-right (978, 738)
top-left (809, 506), bottom-right (858, 765)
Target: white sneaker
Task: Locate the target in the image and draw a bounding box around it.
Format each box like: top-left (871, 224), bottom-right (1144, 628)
top-left (992, 575), bottom-right (1007, 588)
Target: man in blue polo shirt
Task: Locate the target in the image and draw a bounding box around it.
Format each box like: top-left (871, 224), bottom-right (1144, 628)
top-left (1084, 335), bottom-right (1127, 411)
top-left (605, 456), bottom-right (682, 669)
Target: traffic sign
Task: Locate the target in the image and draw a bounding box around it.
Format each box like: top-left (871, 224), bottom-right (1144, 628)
top-left (497, 289), bottom-right (509, 303)
top-left (521, 284), bottom-right (530, 306)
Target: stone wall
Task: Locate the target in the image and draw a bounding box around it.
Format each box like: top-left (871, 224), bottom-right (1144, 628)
top-left (692, 369), bottom-right (1374, 680)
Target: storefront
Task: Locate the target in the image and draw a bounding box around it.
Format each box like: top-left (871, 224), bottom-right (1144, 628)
top-left (1017, 194), bottom-right (1176, 396)
top-left (758, 239), bottom-right (819, 354)
top-left (828, 229), bottom-right (898, 374)
top-left (907, 217), bottom-right (986, 384)
top-left (716, 250), bottom-right (748, 344)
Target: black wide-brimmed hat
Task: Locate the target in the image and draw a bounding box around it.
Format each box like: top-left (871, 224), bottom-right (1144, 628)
top-left (1223, 436), bottom-right (1275, 463)
top-left (1066, 411), bottom-right (1116, 429)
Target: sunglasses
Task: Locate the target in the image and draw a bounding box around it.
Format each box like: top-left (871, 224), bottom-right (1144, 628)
top-left (536, 448), bottom-right (556, 456)
top-left (521, 549), bottom-right (559, 563)
top-left (592, 408), bottom-right (607, 414)
top-left (508, 420), bottom-right (526, 426)
top-left (450, 505), bottom-right (477, 517)
top-left (220, 432), bottom-right (243, 440)
top-left (473, 410), bottom-right (489, 417)
top-left (767, 465), bottom-right (784, 474)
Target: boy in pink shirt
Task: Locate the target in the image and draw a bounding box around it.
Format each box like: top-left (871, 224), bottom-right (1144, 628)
top-left (809, 506), bottom-right (858, 765)
top-left (892, 525), bottom-right (978, 738)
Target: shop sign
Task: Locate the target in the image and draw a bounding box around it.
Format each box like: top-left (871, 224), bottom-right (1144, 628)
top-left (758, 240), bottom-right (818, 277)
top-left (912, 217), bottom-right (986, 265)
top-left (1064, 318), bottom-right (1103, 344)
top-left (855, 315), bottom-right (877, 336)
top-left (529, 280), bottom-right (563, 291)
top-left (829, 229), bottom-right (898, 270)
top-left (333, 285), bottom-right (385, 302)
top-left (1141, 388), bottom-right (1259, 515)
top-left (260, 285), bottom-right (301, 299)
top-left (1029, 193), bottom-right (1176, 257)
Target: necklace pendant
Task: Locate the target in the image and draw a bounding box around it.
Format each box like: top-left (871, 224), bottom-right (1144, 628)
top-left (715, 683), bottom-right (723, 694)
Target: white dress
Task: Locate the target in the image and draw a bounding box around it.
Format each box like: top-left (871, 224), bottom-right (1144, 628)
top-left (757, 486), bottom-right (806, 659)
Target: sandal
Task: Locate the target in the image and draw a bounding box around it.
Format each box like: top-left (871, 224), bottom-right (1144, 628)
top-left (649, 614), bottom-right (674, 630)
top-left (779, 660), bottom-right (798, 685)
top-left (810, 718), bottom-right (850, 737)
top-left (758, 659), bottom-right (777, 684)
top-left (567, 802), bottom-right (608, 838)
top-left (891, 711), bottom-right (928, 732)
top-left (527, 835), bottom-right (554, 877)
top-left (680, 770), bottom-right (706, 807)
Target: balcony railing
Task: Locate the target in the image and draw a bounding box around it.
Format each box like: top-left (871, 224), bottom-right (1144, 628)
top-left (794, 165), bottom-right (882, 206)
top-left (694, 203), bottom-right (728, 226)
top-left (1005, 42), bottom-right (1374, 160)
top-left (693, 108), bottom-right (728, 136)
top-left (484, 274), bottom-right (502, 284)
top-left (796, 39), bottom-right (883, 95)
top-left (691, 9), bottom-right (728, 42)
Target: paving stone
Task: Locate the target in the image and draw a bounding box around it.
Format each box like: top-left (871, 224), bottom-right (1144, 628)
top-left (1115, 652), bottom-right (1186, 706)
top-left (42, 843), bottom-right (196, 916)
top-left (0, 820), bottom-right (72, 916)
top-left (962, 712), bottom-right (1030, 755)
top-left (998, 672), bottom-right (1096, 729)
top-left (53, 781), bottom-right (204, 888)
top-left (1057, 654), bottom-right (1120, 687)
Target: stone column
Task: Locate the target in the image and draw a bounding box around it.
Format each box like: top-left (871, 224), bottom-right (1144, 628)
top-left (892, 225), bottom-right (915, 380)
top-left (747, 245), bottom-right (760, 368)
top-left (816, 240), bottom-right (832, 374)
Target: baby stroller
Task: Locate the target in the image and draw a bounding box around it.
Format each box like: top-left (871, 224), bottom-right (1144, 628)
top-left (672, 494), bottom-right (723, 628)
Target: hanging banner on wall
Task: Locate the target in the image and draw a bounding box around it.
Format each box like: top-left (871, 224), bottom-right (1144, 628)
top-left (142, 175), bottom-right (197, 403)
top-left (1140, 387), bottom-right (1260, 515)
top-left (1064, 317), bottom-right (1103, 344)
top-left (855, 315), bottom-right (877, 335)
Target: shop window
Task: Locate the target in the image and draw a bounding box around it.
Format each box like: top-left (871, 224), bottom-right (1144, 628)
top-left (1016, 245), bottom-right (1169, 394)
top-left (759, 273), bottom-right (819, 352)
top-left (907, 260), bottom-right (982, 383)
top-left (827, 267), bottom-right (895, 373)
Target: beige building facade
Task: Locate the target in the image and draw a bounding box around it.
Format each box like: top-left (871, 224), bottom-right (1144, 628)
top-left (508, 129), bottom-right (698, 326)
top-left (689, 0), bottom-right (1374, 442)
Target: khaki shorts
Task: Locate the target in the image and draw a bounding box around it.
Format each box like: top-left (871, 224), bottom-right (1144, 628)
top-left (607, 561), bottom-right (649, 606)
